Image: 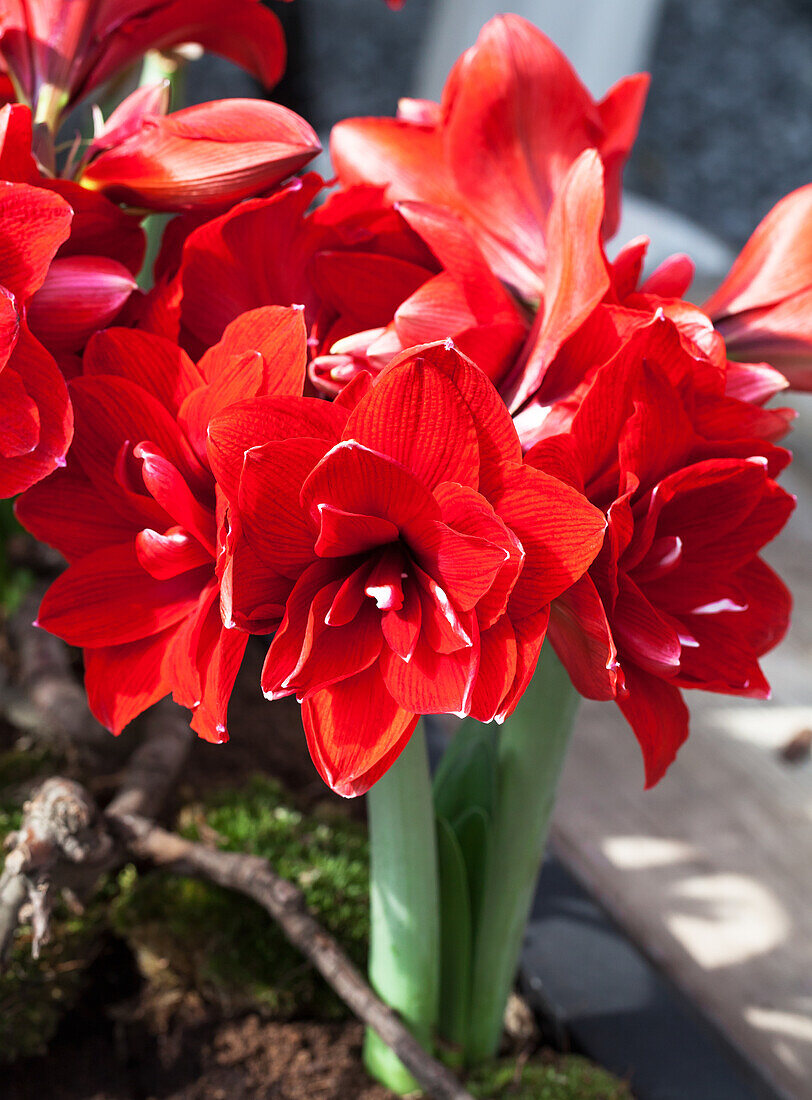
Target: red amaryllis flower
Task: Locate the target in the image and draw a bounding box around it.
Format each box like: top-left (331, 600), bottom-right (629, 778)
top-left (704, 184), bottom-right (812, 391)
top-left (330, 14), bottom-right (648, 299)
top-left (209, 340), bottom-right (606, 796)
top-left (16, 306), bottom-right (307, 740)
top-left (79, 96), bottom-right (321, 213)
top-left (0, 176), bottom-right (72, 497)
top-left (526, 316), bottom-right (795, 785)
top-left (0, 0), bottom-right (286, 128)
top-left (153, 171), bottom-right (529, 391)
top-left (1, 103), bottom-right (144, 373)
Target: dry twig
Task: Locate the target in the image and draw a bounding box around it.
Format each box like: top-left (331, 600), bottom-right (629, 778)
top-left (1, 768), bottom-right (474, 1100)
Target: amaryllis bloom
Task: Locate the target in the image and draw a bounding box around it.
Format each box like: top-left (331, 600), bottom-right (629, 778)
top-left (704, 184), bottom-right (812, 391)
top-left (330, 14), bottom-right (648, 299)
top-left (151, 171), bottom-right (529, 390)
top-left (0, 0), bottom-right (286, 129)
top-left (0, 176), bottom-right (73, 496)
top-left (1, 103), bottom-right (144, 372)
top-left (526, 315), bottom-right (795, 785)
top-left (209, 340), bottom-right (606, 796)
top-left (16, 306), bottom-right (307, 740)
top-left (79, 96), bottom-right (321, 213)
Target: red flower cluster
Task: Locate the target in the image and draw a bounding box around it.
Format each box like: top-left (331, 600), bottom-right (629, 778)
top-left (5, 9), bottom-right (803, 796)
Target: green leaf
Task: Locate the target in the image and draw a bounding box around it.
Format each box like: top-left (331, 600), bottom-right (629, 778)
top-left (435, 813), bottom-right (472, 1056)
top-left (433, 721), bottom-right (498, 826)
top-left (451, 805), bottom-right (491, 939)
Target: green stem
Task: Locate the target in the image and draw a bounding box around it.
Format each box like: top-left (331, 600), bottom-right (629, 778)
top-left (364, 724), bottom-right (440, 1094)
top-left (465, 644), bottom-right (579, 1064)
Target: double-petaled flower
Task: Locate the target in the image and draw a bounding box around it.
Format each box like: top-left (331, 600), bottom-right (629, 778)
top-left (208, 340), bottom-right (606, 795)
top-left (16, 305), bottom-right (307, 739)
top-left (526, 315), bottom-right (795, 784)
top-left (330, 14), bottom-right (648, 301)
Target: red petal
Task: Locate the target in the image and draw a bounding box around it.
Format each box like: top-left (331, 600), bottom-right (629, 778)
top-left (208, 393), bottom-right (346, 503)
top-left (302, 664), bottom-right (418, 796)
top-left (380, 629), bottom-right (479, 717)
top-left (315, 505), bottom-right (398, 559)
top-left (467, 615), bottom-right (518, 723)
top-left (136, 526), bottom-right (212, 579)
top-left (83, 328), bottom-right (203, 416)
top-left (616, 664), bottom-right (689, 788)
top-left (237, 437), bottom-right (327, 576)
top-left (36, 543), bottom-right (208, 647)
top-left (84, 631), bottom-right (174, 735)
top-left (0, 366), bottom-right (39, 458)
top-left (0, 181), bottom-right (72, 301)
top-left (549, 574), bottom-right (620, 701)
top-left (27, 255), bottom-right (137, 354)
top-left (492, 464), bottom-right (606, 615)
top-left (343, 352), bottom-right (479, 490)
top-left (81, 99), bottom-right (320, 212)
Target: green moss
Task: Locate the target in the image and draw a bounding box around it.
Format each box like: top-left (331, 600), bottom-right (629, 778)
top-left (0, 499), bottom-right (33, 614)
top-left (466, 1055), bottom-right (633, 1100)
top-left (0, 747), bottom-right (103, 1063)
top-left (112, 775), bottom-right (369, 1019)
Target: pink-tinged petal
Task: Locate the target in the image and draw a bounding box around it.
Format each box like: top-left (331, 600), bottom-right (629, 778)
top-left (612, 575), bottom-right (682, 677)
top-left (15, 467), bottom-right (136, 561)
top-left (639, 253), bottom-right (694, 297)
top-left (716, 289), bottom-right (812, 391)
top-left (0, 181), bottom-right (72, 301)
top-left (0, 366), bottom-right (39, 457)
top-left (396, 98), bottom-right (441, 126)
top-left (704, 183), bottom-right (812, 319)
top-left (723, 360), bottom-right (789, 405)
top-left (237, 437), bottom-right (328, 576)
top-left (302, 665), bottom-right (418, 796)
top-left (467, 615), bottom-right (518, 723)
top-left (343, 354), bottom-right (479, 490)
top-left (44, 179), bottom-right (146, 275)
top-left (136, 526), bottom-right (212, 579)
top-left (380, 625), bottom-right (479, 716)
top-left (36, 542), bottom-right (208, 647)
top-left (208, 394), bottom-right (347, 503)
top-left (315, 505), bottom-right (398, 559)
top-left (616, 664), bottom-right (689, 788)
top-left (0, 327), bottom-right (73, 499)
top-left (549, 574), bottom-right (620, 701)
top-left (27, 255), bottom-right (137, 353)
top-left (178, 174), bottom-right (322, 352)
top-left (82, 0), bottom-right (288, 99)
top-left (504, 150), bottom-right (610, 412)
top-left (84, 631), bottom-right (175, 735)
top-left (84, 328), bottom-right (204, 416)
top-left (90, 83), bottom-right (171, 156)
top-left (379, 341), bottom-right (522, 496)
top-left (492, 464), bottom-right (606, 615)
top-left (301, 440), bottom-right (441, 534)
top-left (81, 99), bottom-right (320, 212)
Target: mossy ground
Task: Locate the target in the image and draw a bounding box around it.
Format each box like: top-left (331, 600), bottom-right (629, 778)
top-left (466, 1054), bottom-right (633, 1100)
top-left (111, 775), bottom-right (370, 1019)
